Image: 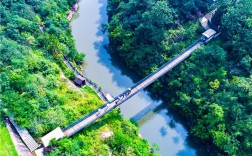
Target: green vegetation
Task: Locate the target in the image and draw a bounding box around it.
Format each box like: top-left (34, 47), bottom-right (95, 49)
top-left (0, 121), bottom-right (18, 156)
top-left (46, 86), bottom-right (157, 155)
top-left (48, 100), bottom-right (157, 155)
top-left (0, 0), bottom-right (156, 155)
top-left (107, 0), bottom-right (252, 155)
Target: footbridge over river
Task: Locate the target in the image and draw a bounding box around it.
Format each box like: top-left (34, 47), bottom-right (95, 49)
top-left (63, 39), bottom-right (203, 137)
top-left (41, 29), bottom-right (219, 147)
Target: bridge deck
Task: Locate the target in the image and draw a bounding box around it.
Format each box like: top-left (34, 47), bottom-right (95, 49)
top-left (63, 40), bottom-right (202, 137)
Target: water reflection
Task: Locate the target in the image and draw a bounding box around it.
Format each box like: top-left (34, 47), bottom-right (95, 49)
top-left (138, 106), bottom-right (188, 155)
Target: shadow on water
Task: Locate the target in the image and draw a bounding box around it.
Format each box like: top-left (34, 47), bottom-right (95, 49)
top-left (153, 104), bottom-right (209, 156)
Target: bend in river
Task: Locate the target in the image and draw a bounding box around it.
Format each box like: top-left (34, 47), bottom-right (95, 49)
top-left (70, 0), bottom-right (207, 155)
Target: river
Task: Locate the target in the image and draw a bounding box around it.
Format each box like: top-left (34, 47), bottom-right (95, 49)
top-left (70, 0), bottom-right (206, 155)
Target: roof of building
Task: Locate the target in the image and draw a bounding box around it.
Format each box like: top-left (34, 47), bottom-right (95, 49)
top-left (199, 9), bottom-right (218, 30)
top-left (199, 17), bottom-right (210, 30)
top-left (41, 127), bottom-right (65, 147)
top-left (202, 29), bottom-right (216, 38)
top-left (74, 75), bottom-right (85, 85)
top-left (204, 8), bottom-right (217, 22)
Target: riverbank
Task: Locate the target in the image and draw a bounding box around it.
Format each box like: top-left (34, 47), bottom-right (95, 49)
top-left (65, 3), bottom-right (115, 102)
top-left (63, 57), bottom-right (112, 102)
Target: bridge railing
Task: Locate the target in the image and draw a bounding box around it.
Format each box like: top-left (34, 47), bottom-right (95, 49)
top-left (63, 102), bottom-right (109, 131)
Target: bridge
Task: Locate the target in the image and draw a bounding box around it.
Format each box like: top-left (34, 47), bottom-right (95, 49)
top-left (63, 39), bottom-right (202, 137)
top-left (40, 26), bottom-right (220, 147)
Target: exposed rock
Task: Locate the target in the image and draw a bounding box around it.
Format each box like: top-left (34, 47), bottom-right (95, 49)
top-left (100, 131), bottom-right (113, 139)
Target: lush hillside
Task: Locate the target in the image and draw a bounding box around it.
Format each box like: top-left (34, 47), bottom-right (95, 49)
top-left (107, 0), bottom-right (252, 155)
top-left (0, 0), bottom-right (157, 155)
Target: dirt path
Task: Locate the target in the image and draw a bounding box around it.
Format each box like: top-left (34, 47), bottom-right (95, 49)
top-left (60, 72), bottom-right (80, 91)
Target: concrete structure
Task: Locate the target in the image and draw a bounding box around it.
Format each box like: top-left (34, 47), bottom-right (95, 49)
top-left (201, 29), bottom-right (218, 43)
top-left (4, 119), bottom-right (33, 156)
top-left (204, 8), bottom-right (217, 22)
top-left (199, 16), bottom-right (210, 30)
top-left (34, 148), bottom-right (44, 156)
top-left (202, 29), bottom-right (216, 38)
top-left (199, 8), bottom-right (218, 30)
top-left (104, 92), bottom-right (114, 102)
top-left (41, 127), bottom-right (64, 147)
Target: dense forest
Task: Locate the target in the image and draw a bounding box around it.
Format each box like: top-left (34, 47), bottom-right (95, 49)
top-left (0, 0), bottom-right (158, 155)
top-left (107, 0), bottom-right (252, 155)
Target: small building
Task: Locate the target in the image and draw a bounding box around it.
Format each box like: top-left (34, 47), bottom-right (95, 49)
top-left (103, 92), bottom-right (114, 102)
top-left (74, 75), bottom-right (86, 86)
top-left (199, 9), bottom-right (218, 31)
top-left (202, 29), bottom-right (216, 38)
top-left (201, 29), bottom-right (217, 43)
top-left (199, 16), bottom-right (210, 30)
top-left (41, 127), bottom-right (65, 147)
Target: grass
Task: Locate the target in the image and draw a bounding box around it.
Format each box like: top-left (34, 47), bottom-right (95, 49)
top-left (0, 120), bottom-right (18, 156)
top-left (82, 85), bottom-right (102, 100)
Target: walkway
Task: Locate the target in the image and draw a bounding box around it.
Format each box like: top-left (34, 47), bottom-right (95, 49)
top-left (63, 40), bottom-right (202, 137)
